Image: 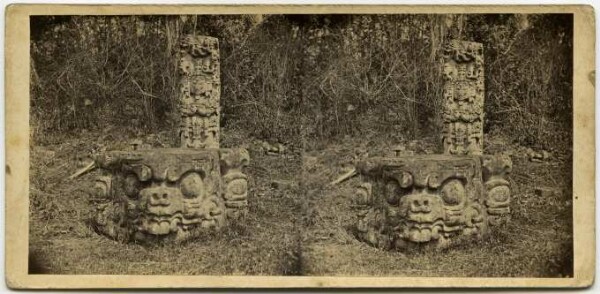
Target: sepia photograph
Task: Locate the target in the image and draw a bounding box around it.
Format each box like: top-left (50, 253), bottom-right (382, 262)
top-left (4, 4), bottom-right (595, 289)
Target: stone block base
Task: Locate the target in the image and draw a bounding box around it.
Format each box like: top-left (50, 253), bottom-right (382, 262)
top-left (352, 154), bottom-right (511, 250)
top-left (91, 148), bottom-right (249, 244)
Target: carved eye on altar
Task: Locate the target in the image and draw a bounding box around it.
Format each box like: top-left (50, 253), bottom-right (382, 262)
top-left (440, 179), bottom-right (466, 206)
top-left (385, 171), bottom-right (412, 205)
top-left (123, 173), bottom-right (141, 199)
top-left (180, 172), bottom-right (205, 199)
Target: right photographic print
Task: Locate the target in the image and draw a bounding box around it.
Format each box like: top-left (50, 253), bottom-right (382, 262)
top-left (299, 14), bottom-right (574, 277)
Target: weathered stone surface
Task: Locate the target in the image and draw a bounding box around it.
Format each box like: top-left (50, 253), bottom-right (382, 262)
top-left (92, 147), bottom-right (251, 243)
top-left (179, 35), bottom-right (221, 149)
top-left (481, 154), bottom-right (512, 225)
top-left (220, 148), bottom-right (251, 220)
top-left (441, 40), bottom-right (484, 156)
top-left (92, 149), bottom-right (224, 243)
top-left (351, 154), bottom-right (512, 250)
top-left (353, 155), bottom-right (488, 249)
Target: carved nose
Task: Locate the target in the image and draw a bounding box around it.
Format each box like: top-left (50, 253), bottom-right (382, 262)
top-left (152, 192), bottom-right (169, 201)
top-left (411, 198), bottom-right (432, 213)
top-left (147, 188), bottom-right (172, 206)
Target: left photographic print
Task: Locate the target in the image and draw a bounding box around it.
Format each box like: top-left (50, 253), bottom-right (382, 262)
top-left (28, 15), bottom-right (304, 275)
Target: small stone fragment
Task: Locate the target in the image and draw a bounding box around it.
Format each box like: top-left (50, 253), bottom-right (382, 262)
top-left (270, 180), bottom-right (297, 190)
top-left (541, 150), bottom-right (551, 160)
top-left (392, 145), bottom-right (405, 156)
top-left (535, 187), bottom-right (558, 198)
top-left (529, 151), bottom-right (544, 162)
top-left (262, 141), bottom-right (286, 155)
top-left (276, 143), bottom-right (286, 154)
top-left (131, 139), bottom-right (143, 150)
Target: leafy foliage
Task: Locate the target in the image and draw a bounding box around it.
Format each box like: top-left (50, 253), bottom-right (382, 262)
top-left (31, 14), bottom-right (572, 150)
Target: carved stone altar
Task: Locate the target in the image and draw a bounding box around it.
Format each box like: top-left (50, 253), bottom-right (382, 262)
top-left (90, 35), bottom-right (250, 244)
top-left (352, 40), bottom-right (512, 250)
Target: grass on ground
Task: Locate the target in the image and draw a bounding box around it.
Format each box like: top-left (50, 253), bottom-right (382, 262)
top-left (300, 134), bottom-right (573, 277)
top-left (29, 128), bottom-right (303, 275)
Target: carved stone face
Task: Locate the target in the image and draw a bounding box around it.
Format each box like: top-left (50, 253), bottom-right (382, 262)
top-left (358, 155), bottom-right (488, 248)
top-left (109, 149), bottom-right (224, 242)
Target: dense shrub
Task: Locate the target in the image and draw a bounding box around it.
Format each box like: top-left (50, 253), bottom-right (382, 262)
top-left (31, 14), bottom-right (572, 149)
top-left (466, 14), bottom-right (573, 150)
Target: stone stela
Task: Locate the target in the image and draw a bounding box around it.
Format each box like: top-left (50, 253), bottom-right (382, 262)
top-left (90, 35), bottom-right (250, 244)
top-left (442, 40), bottom-right (485, 156)
top-left (351, 40), bottom-right (512, 250)
top-left (179, 35), bottom-right (221, 149)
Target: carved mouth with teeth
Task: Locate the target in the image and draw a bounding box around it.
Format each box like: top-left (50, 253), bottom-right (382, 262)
top-left (138, 209), bottom-right (223, 236)
top-left (142, 214), bottom-right (182, 235)
top-left (398, 220), bottom-right (445, 243)
top-left (120, 160), bottom-right (225, 241)
top-left (392, 192), bottom-right (448, 243)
